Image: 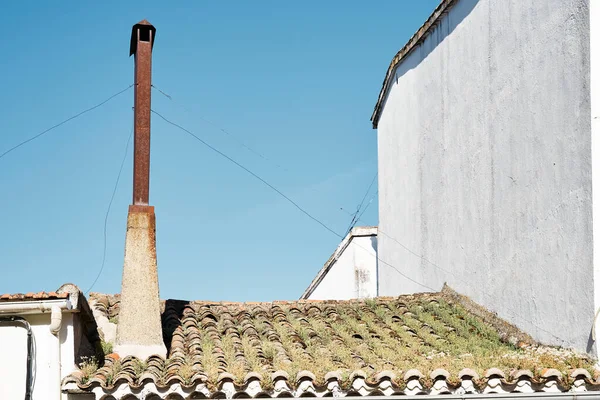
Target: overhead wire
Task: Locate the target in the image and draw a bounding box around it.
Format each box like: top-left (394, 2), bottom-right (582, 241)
top-left (356, 190), bottom-right (378, 223)
top-left (345, 173), bottom-right (377, 235)
top-left (151, 84), bottom-right (288, 171)
top-left (152, 108), bottom-right (436, 292)
top-left (84, 118), bottom-right (134, 295)
top-left (151, 109), bottom-right (340, 238)
top-left (339, 208), bottom-right (567, 345)
top-left (149, 88), bottom-right (566, 344)
top-left (0, 84), bottom-right (134, 161)
top-left (0, 81), bottom-right (565, 344)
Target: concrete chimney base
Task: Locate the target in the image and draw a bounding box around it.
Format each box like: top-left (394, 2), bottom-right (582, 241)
top-left (114, 205), bottom-right (167, 359)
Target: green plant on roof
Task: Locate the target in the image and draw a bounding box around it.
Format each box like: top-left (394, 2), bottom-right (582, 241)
top-left (101, 340), bottom-right (113, 355)
top-left (102, 358), bottom-right (122, 387)
top-left (178, 362), bottom-right (195, 385)
top-left (132, 359), bottom-right (147, 381)
top-left (262, 340), bottom-right (277, 363)
top-left (364, 298), bottom-right (378, 310)
top-left (241, 335), bottom-right (262, 373)
top-left (78, 356), bottom-right (99, 385)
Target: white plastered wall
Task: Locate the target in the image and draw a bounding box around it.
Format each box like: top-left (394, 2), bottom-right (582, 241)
top-left (377, 0), bottom-right (593, 352)
top-left (0, 312), bottom-right (75, 399)
top-left (307, 235), bottom-right (377, 300)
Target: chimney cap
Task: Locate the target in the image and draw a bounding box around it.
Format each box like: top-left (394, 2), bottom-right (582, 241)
top-left (130, 19), bottom-right (156, 56)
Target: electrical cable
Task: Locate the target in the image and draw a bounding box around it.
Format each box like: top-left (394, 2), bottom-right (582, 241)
top-left (0, 316), bottom-right (34, 399)
top-left (0, 84), bottom-right (134, 161)
top-left (345, 173), bottom-right (377, 235)
top-left (356, 190), bottom-right (378, 223)
top-left (152, 84), bottom-right (288, 171)
top-left (84, 121), bottom-right (134, 295)
top-left (149, 90), bottom-right (567, 343)
top-left (152, 108), bottom-right (436, 292)
top-left (151, 109), bottom-right (340, 238)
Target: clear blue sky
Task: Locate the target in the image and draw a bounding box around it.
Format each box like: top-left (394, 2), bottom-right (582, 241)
top-left (0, 1), bottom-right (438, 301)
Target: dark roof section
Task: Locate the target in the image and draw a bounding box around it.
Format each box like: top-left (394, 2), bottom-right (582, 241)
top-left (371, 0), bottom-right (457, 128)
top-left (62, 287), bottom-right (595, 397)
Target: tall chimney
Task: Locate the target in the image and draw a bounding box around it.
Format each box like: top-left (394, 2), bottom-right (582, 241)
top-left (114, 20), bottom-right (167, 359)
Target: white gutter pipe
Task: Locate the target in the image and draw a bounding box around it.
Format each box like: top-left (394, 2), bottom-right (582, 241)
top-left (49, 305), bottom-right (62, 336)
top-left (0, 299), bottom-right (71, 315)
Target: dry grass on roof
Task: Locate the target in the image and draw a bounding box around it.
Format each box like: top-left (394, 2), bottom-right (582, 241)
top-left (85, 291), bottom-right (595, 389)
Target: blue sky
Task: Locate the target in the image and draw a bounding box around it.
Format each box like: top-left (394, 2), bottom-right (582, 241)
top-left (0, 1), bottom-right (438, 301)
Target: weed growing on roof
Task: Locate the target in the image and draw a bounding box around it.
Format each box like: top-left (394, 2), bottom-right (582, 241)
top-left (199, 332), bottom-right (220, 384)
top-left (364, 298), bottom-right (378, 310)
top-left (241, 336), bottom-right (263, 374)
top-left (273, 313), bottom-right (309, 373)
top-left (262, 341), bottom-right (277, 364)
top-left (261, 373), bottom-right (274, 391)
top-left (157, 358), bottom-right (174, 385)
top-left (78, 296), bottom-right (595, 390)
top-left (78, 356), bottom-right (99, 385)
top-left (101, 340), bottom-right (113, 355)
top-left (104, 359), bottom-right (122, 386)
top-left (178, 363), bottom-right (194, 385)
top-left (221, 333), bottom-right (248, 384)
top-left (283, 311), bottom-right (338, 381)
top-left (132, 359), bottom-right (147, 380)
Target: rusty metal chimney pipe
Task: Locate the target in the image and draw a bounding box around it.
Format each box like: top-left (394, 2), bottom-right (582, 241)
top-left (115, 20), bottom-right (166, 360)
top-left (130, 20), bottom-right (155, 206)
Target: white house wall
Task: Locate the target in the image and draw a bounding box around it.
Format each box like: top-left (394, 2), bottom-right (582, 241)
top-left (308, 235), bottom-right (377, 300)
top-left (377, 0), bottom-right (593, 351)
top-left (0, 312), bottom-right (75, 400)
top-left (591, 0), bottom-right (600, 360)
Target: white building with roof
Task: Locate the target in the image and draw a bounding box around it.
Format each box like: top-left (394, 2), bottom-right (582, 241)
top-left (0, 284), bottom-right (101, 400)
top-left (301, 226), bottom-right (377, 300)
top-left (371, 0), bottom-right (599, 355)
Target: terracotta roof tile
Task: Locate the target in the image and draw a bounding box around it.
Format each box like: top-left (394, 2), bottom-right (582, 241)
top-left (0, 291), bottom-right (69, 302)
top-left (62, 290), bottom-right (598, 398)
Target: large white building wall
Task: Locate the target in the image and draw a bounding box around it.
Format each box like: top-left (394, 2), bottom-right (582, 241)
top-left (307, 235), bottom-right (377, 300)
top-left (377, 0), bottom-right (593, 351)
top-left (592, 0), bottom-right (600, 360)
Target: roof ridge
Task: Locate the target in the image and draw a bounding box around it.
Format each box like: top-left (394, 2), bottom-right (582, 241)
top-left (371, 0), bottom-right (457, 127)
top-left (89, 291), bottom-right (442, 306)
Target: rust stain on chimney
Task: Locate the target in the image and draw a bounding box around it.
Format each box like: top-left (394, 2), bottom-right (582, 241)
top-left (114, 20), bottom-right (166, 359)
top-left (131, 20), bottom-right (155, 206)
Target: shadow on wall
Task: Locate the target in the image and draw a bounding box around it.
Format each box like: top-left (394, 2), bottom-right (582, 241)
top-left (381, 0), bottom-right (480, 110)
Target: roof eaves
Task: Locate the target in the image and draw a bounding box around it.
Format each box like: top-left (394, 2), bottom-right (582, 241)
top-left (370, 0), bottom-right (457, 128)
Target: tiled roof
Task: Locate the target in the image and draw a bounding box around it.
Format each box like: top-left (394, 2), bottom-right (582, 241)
top-left (62, 288), bottom-right (597, 398)
top-left (0, 291), bottom-right (69, 301)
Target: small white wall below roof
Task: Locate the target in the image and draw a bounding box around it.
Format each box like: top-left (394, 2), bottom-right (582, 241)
top-left (0, 312), bottom-right (74, 400)
top-left (302, 227), bottom-right (377, 300)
